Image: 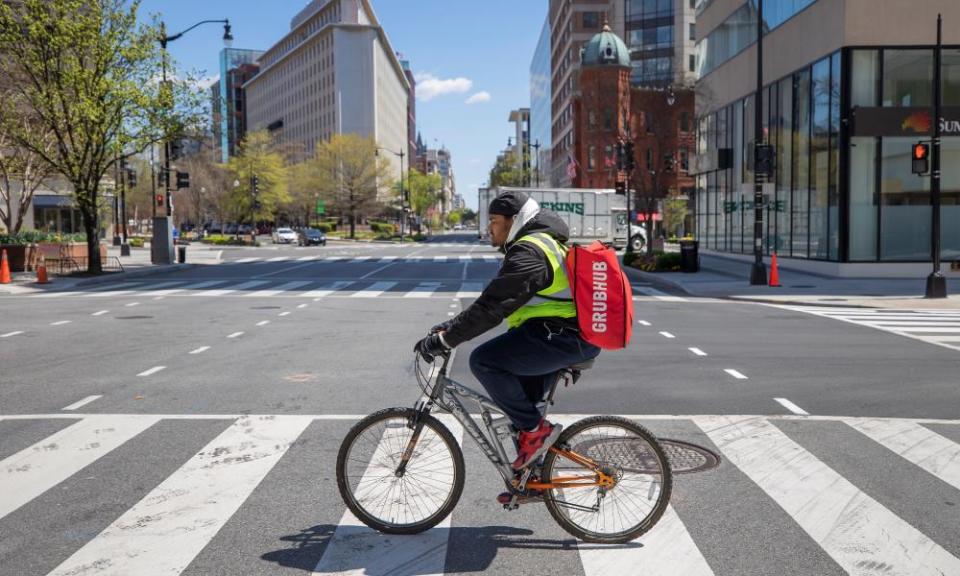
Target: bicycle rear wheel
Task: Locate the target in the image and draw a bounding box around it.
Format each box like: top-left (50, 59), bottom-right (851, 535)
top-left (541, 416), bottom-right (672, 543)
top-left (336, 407), bottom-right (465, 534)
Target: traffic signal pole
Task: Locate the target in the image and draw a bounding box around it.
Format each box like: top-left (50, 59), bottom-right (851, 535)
top-left (750, 0), bottom-right (768, 285)
top-left (927, 14), bottom-right (948, 298)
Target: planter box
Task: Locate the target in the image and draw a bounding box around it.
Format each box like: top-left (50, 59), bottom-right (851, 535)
top-left (0, 244), bottom-right (28, 272)
top-left (29, 242), bottom-right (106, 271)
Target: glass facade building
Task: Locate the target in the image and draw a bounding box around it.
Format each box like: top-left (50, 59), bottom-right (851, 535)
top-left (696, 44), bottom-right (960, 262)
top-left (530, 18), bottom-right (553, 186)
top-left (215, 48), bottom-right (264, 163)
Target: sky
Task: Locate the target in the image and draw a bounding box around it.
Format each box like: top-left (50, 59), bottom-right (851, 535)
top-left (136, 0), bottom-right (549, 210)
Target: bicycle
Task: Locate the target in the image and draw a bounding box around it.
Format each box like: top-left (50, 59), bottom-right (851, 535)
top-left (335, 349), bottom-right (672, 544)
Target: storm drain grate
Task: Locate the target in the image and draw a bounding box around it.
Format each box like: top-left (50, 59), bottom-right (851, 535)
top-left (569, 437), bottom-right (720, 475)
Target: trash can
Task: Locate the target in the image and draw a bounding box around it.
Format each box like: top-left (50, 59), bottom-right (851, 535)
top-left (177, 245), bottom-right (187, 264)
top-left (679, 239), bottom-right (699, 273)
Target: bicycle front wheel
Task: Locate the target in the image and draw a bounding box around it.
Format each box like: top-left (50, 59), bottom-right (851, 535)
top-left (336, 407), bottom-right (465, 534)
top-left (542, 416), bottom-right (672, 543)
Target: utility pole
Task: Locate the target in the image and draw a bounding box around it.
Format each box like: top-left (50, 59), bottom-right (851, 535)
top-left (927, 14), bottom-right (948, 298)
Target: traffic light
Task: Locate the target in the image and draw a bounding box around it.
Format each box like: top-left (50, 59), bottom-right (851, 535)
top-left (126, 168), bottom-right (137, 188)
top-left (624, 141), bottom-right (636, 172)
top-left (912, 142), bottom-right (930, 175)
top-left (175, 171), bottom-right (190, 190)
top-left (615, 180), bottom-right (627, 195)
top-left (251, 176), bottom-right (260, 195)
top-left (755, 143), bottom-right (775, 178)
top-left (155, 194), bottom-right (164, 208)
top-left (616, 141), bottom-right (626, 171)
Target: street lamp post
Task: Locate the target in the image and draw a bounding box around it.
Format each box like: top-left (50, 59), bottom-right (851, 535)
top-left (153, 18), bottom-right (232, 264)
top-left (750, 0), bottom-right (768, 285)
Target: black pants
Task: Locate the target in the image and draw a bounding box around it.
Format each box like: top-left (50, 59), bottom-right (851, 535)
top-left (468, 320), bottom-right (601, 431)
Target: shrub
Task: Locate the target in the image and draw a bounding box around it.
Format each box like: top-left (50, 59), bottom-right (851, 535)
top-left (315, 223), bottom-right (331, 233)
top-left (0, 230), bottom-right (87, 245)
top-left (629, 251), bottom-right (681, 272)
top-left (128, 237), bottom-right (145, 248)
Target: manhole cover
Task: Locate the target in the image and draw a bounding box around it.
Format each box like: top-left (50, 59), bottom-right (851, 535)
top-left (114, 315), bottom-right (153, 320)
top-left (569, 437), bottom-right (720, 475)
top-left (251, 306), bottom-right (282, 310)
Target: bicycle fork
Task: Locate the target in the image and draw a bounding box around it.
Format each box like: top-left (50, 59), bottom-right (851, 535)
top-left (395, 399), bottom-right (432, 478)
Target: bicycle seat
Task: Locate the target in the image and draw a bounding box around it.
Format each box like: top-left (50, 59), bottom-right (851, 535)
top-left (566, 359), bottom-right (595, 371)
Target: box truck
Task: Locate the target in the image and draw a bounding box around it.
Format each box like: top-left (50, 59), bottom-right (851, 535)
top-left (478, 187), bottom-right (646, 251)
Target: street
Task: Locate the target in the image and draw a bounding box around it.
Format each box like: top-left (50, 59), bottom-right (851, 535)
top-left (2, 233), bottom-right (960, 575)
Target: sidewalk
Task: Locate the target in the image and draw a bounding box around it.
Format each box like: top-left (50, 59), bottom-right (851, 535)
top-left (626, 252), bottom-right (960, 310)
top-left (0, 243), bottom-right (221, 295)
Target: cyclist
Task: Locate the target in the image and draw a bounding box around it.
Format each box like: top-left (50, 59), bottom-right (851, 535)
top-left (415, 190), bottom-right (601, 474)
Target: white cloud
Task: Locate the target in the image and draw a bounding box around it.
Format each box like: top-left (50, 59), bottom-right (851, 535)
top-left (415, 73), bottom-right (472, 101)
top-left (465, 91), bottom-right (491, 105)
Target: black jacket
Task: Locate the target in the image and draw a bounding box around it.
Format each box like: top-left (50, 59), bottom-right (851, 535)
top-left (442, 209), bottom-right (577, 348)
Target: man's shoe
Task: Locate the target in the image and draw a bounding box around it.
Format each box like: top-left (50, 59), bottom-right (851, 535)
top-left (512, 420), bottom-right (562, 470)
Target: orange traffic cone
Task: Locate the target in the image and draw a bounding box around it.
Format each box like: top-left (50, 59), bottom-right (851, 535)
top-left (0, 249), bottom-right (10, 284)
top-left (36, 255), bottom-right (50, 284)
top-left (769, 252), bottom-right (781, 287)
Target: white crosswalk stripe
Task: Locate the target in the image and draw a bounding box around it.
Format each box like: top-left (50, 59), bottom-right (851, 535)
top-left (302, 281), bottom-right (354, 299)
top-left (404, 281), bottom-right (442, 298)
top-left (779, 305), bottom-right (960, 352)
top-left (244, 280), bottom-right (313, 297)
top-left (350, 281), bottom-right (396, 298)
top-left (456, 282), bottom-right (484, 298)
top-left (224, 255), bottom-right (501, 265)
top-left (1, 413), bottom-right (960, 574)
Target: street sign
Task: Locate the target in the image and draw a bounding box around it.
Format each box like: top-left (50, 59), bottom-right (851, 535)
top-left (316, 199), bottom-right (325, 215)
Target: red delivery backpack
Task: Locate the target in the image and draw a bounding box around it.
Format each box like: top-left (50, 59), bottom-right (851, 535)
top-left (565, 241), bottom-right (634, 349)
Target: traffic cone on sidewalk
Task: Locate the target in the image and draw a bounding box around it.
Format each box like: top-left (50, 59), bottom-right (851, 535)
top-left (769, 252), bottom-right (782, 287)
top-left (0, 249), bottom-right (10, 284)
top-left (36, 255), bottom-right (50, 284)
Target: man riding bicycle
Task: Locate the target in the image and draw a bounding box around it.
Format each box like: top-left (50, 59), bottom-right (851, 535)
top-left (415, 190), bottom-right (602, 476)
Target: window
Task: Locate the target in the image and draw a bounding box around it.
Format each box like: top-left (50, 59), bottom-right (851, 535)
top-left (582, 11), bottom-right (600, 29)
top-left (851, 50), bottom-right (879, 107)
top-left (680, 111), bottom-right (689, 132)
top-left (588, 145), bottom-right (596, 170)
top-left (882, 50), bottom-right (933, 107)
top-left (689, 23), bottom-right (695, 41)
top-left (689, 54), bottom-right (696, 72)
top-left (880, 138), bottom-right (930, 259)
top-left (680, 147), bottom-right (689, 171)
top-left (588, 110), bottom-right (596, 128)
top-left (646, 147), bottom-right (653, 168)
top-left (603, 107), bottom-right (613, 130)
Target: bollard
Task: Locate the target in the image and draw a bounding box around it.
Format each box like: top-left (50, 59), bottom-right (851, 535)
top-left (177, 245), bottom-right (186, 264)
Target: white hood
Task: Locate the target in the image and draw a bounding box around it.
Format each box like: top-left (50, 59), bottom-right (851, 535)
top-left (505, 197), bottom-right (541, 245)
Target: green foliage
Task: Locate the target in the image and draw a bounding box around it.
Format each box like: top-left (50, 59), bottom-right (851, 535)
top-left (0, 230), bottom-right (86, 245)
top-left (128, 237), bottom-right (145, 248)
top-left (663, 197), bottom-right (689, 238)
top-left (406, 168), bottom-right (442, 221)
top-left (227, 130), bottom-right (290, 221)
top-left (201, 234), bottom-right (252, 246)
top-left (445, 210), bottom-right (462, 226)
top-left (489, 152), bottom-right (530, 188)
top-left (370, 222), bottom-right (396, 235)
top-left (629, 251), bottom-right (681, 272)
top-left (315, 223), bottom-right (331, 233)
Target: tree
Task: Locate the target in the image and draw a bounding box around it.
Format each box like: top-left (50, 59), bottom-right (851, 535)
top-left (308, 134), bottom-right (392, 239)
top-left (176, 150), bottom-right (231, 233)
top-left (0, 117), bottom-right (56, 233)
top-left (0, 0), bottom-right (202, 272)
top-left (406, 168), bottom-right (441, 232)
top-left (663, 195), bottom-right (688, 238)
top-left (227, 130), bottom-right (290, 228)
top-left (488, 152), bottom-right (530, 188)
top-left (445, 210), bottom-right (462, 228)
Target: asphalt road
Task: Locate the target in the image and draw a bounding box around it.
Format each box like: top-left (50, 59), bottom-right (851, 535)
top-left (1, 232), bottom-right (959, 575)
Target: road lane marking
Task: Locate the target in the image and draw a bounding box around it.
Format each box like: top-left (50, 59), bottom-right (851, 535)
top-left (297, 255), bottom-right (318, 261)
top-left (638, 320), bottom-right (651, 326)
top-left (774, 397), bottom-right (809, 415)
top-left (125, 302), bottom-right (140, 307)
top-left (304, 281), bottom-right (354, 299)
top-left (659, 331), bottom-right (675, 339)
top-left (199, 280), bottom-right (270, 297)
top-left (189, 346), bottom-right (211, 354)
top-left (61, 395), bottom-right (103, 411)
top-left (297, 303), bottom-right (308, 309)
top-left (724, 369), bottom-right (748, 380)
top-left (47, 416), bottom-right (313, 576)
top-left (433, 256), bottom-right (447, 262)
top-left (696, 416), bottom-right (960, 576)
top-left (456, 282), bottom-right (483, 298)
top-left (0, 415), bottom-right (160, 520)
top-left (227, 332), bottom-right (244, 339)
top-left (50, 320), bottom-right (71, 326)
top-left (137, 366), bottom-right (166, 377)
top-left (689, 347), bottom-right (707, 356)
top-left (358, 260), bottom-right (399, 279)
top-left (234, 257), bottom-right (258, 263)
top-left (256, 320), bottom-right (270, 326)
top-left (635, 286), bottom-right (688, 302)
top-left (351, 281), bottom-right (397, 298)
top-left (1, 331), bottom-right (24, 338)
top-left (244, 280), bottom-right (312, 297)
top-left (91, 310), bottom-right (109, 316)
top-left (278, 311), bottom-right (291, 317)
top-left (313, 415), bottom-right (463, 575)
top-left (846, 419), bottom-right (960, 493)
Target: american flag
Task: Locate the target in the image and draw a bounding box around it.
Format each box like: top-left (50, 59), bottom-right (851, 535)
top-left (566, 152), bottom-right (579, 179)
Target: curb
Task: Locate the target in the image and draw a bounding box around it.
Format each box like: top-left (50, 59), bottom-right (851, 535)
top-left (71, 263), bottom-right (194, 288)
top-left (620, 259), bottom-right (693, 295)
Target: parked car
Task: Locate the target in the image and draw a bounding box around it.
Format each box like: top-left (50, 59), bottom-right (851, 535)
top-left (272, 227), bottom-right (297, 244)
top-left (237, 224), bottom-right (253, 235)
top-left (453, 224), bottom-right (464, 230)
top-left (225, 223), bottom-right (238, 235)
top-left (297, 228), bottom-right (327, 246)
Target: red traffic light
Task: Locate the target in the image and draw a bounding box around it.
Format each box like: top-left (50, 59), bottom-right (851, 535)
top-left (155, 194), bottom-right (164, 207)
top-left (913, 143), bottom-right (929, 160)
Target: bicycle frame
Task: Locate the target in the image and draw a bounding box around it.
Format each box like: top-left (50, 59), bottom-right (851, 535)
top-left (412, 352), bottom-right (612, 491)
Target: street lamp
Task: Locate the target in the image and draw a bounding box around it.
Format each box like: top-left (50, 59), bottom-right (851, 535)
top-left (376, 147), bottom-right (407, 243)
top-left (153, 18), bottom-right (232, 265)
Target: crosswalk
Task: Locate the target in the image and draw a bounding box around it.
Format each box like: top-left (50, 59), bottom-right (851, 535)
top-left (229, 255), bottom-right (502, 264)
top-left (1, 412), bottom-right (958, 575)
top-left (779, 305), bottom-right (960, 352)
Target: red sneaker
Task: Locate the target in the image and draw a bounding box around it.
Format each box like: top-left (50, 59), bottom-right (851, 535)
top-left (512, 420), bottom-right (562, 470)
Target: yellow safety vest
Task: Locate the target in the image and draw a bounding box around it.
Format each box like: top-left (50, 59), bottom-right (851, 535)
top-left (506, 232), bottom-right (577, 329)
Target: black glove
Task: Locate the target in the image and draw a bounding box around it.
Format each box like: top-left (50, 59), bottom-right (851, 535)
top-left (430, 319), bottom-right (454, 334)
top-left (414, 332), bottom-right (449, 362)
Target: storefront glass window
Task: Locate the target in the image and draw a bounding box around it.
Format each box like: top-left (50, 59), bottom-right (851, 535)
top-left (880, 137), bottom-right (930, 260)
top-left (849, 137), bottom-right (878, 260)
top-left (882, 49), bottom-right (933, 107)
top-left (852, 50), bottom-right (879, 108)
top-left (939, 137), bottom-right (960, 259)
top-left (942, 49), bottom-right (960, 106)
top-left (792, 68), bottom-right (811, 258)
top-left (810, 57), bottom-right (830, 259)
top-left (777, 76), bottom-right (793, 255)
